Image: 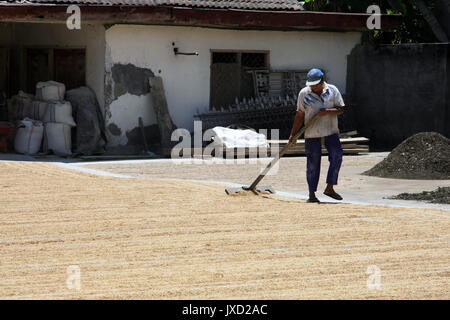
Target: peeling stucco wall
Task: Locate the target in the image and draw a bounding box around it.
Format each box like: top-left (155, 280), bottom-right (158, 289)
top-left (104, 42), bottom-right (159, 150)
top-left (104, 24), bottom-right (361, 149)
top-left (111, 63), bottom-right (154, 97)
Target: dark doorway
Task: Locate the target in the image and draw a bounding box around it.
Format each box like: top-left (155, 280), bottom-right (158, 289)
top-left (53, 49), bottom-right (85, 90)
top-left (26, 47), bottom-right (86, 94)
top-left (26, 48), bottom-right (50, 94)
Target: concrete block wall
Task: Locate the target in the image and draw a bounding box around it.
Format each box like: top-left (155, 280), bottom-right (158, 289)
top-left (346, 43), bottom-right (449, 149)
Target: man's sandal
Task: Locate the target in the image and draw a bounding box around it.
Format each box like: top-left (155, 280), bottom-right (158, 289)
top-left (323, 191), bottom-right (343, 201)
top-left (307, 197), bottom-right (320, 203)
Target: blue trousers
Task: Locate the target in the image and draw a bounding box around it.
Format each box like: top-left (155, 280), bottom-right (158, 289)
top-left (305, 133), bottom-right (343, 193)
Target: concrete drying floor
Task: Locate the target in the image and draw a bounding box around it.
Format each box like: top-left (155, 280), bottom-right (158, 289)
top-left (0, 155), bottom-right (449, 299)
top-left (76, 153), bottom-right (450, 210)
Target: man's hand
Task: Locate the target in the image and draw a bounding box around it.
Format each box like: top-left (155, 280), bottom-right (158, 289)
top-left (318, 109), bottom-right (328, 116)
top-left (289, 111), bottom-right (305, 146)
top-left (289, 134), bottom-right (297, 146)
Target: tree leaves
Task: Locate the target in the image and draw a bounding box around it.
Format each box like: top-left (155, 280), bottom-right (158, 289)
top-left (300, 0), bottom-right (439, 43)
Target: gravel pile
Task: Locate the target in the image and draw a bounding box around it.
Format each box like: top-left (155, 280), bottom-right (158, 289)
top-left (388, 187), bottom-right (450, 204)
top-left (364, 132), bottom-right (450, 180)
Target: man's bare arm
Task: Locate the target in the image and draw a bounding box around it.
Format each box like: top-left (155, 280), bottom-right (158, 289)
top-left (288, 111), bottom-right (305, 145)
top-left (324, 106), bottom-right (345, 115)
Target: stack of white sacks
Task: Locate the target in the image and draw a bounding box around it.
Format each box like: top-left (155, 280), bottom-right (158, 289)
top-left (13, 81), bottom-right (76, 156)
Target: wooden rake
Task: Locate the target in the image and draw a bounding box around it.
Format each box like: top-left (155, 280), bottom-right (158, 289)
top-left (225, 113), bottom-right (321, 195)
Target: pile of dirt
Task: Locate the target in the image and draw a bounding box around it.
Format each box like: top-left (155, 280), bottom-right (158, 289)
top-left (364, 132), bottom-right (450, 180)
top-left (388, 187), bottom-right (450, 204)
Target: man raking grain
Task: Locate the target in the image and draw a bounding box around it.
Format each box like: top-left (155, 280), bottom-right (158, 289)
top-left (289, 68), bottom-right (346, 203)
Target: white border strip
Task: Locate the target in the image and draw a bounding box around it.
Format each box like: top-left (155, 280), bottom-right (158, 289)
top-left (58, 162), bottom-right (450, 213)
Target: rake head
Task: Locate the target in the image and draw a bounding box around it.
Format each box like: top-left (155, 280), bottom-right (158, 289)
top-left (225, 186), bottom-right (276, 195)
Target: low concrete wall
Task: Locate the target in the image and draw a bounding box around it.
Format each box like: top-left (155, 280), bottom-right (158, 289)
top-left (347, 43), bottom-right (449, 149)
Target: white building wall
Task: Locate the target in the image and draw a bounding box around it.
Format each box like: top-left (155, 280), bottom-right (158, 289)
top-left (105, 25), bottom-right (361, 147)
top-left (10, 23), bottom-right (106, 111)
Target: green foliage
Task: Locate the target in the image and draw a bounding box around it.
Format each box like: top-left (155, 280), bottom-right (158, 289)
top-left (301, 0), bottom-right (439, 44)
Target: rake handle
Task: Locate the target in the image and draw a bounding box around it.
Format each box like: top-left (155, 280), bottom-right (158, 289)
top-left (246, 114), bottom-right (320, 191)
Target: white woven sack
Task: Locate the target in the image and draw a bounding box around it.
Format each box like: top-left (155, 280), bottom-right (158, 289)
top-left (43, 101), bottom-right (76, 127)
top-left (44, 122), bottom-right (72, 156)
top-left (31, 100), bottom-right (49, 121)
top-left (210, 127), bottom-right (268, 148)
top-left (36, 81), bottom-right (65, 101)
top-left (14, 118), bottom-right (44, 155)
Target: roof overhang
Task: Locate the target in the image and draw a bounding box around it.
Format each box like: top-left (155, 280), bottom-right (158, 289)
top-left (0, 5), bottom-right (402, 32)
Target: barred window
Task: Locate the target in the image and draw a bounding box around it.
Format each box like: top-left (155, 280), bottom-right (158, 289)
top-left (210, 51), bottom-right (269, 110)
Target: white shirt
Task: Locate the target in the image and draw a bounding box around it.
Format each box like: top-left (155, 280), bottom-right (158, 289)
top-left (296, 82), bottom-right (345, 138)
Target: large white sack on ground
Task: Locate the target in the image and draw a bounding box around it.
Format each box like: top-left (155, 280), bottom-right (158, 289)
top-left (7, 91), bottom-right (34, 122)
top-left (44, 122), bottom-right (72, 156)
top-left (210, 126), bottom-right (268, 148)
top-left (14, 118), bottom-right (44, 155)
top-left (31, 100), bottom-right (49, 121)
top-left (43, 101), bottom-right (76, 127)
top-left (36, 81), bottom-right (65, 101)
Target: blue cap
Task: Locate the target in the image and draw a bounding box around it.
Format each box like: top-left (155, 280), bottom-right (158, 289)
top-left (306, 68), bottom-right (324, 86)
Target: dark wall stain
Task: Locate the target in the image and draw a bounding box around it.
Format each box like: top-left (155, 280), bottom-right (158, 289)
top-left (111, 63), bottom-right (155, 98)
top-left (107, 123), bottom-right (122, 136)
top-left (126, 124), bottom-right (161, 146)
top-left (104, 78), bottom-right (113, 110)
top-left (114, 83), bottom-right (128, 99)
